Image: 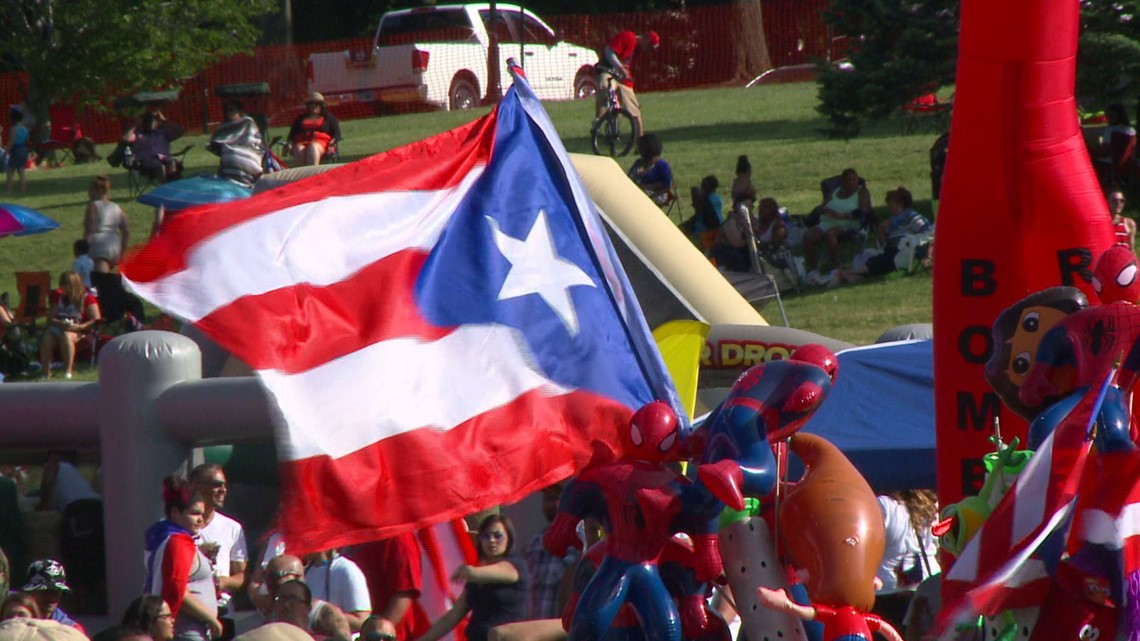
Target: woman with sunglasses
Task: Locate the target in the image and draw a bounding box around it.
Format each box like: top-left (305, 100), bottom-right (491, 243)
top-left (1109, 189), bottom-right (1135, 249)
top-left (121, 594), bottom-right (176, 641)
top-left (143, 477), bottom-right (224, 641)
top-left (414, 515), bottom-right (529, 641)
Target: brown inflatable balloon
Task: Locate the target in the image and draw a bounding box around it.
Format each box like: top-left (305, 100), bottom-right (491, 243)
top-left (778, 433), bottom-right (885, 613)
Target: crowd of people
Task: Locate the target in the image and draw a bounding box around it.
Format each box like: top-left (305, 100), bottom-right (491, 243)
top-left (625, 140), bottom-right (942, 290)
top-left (625, 129), bottom-right (1138, 294)
top-left (0, 457), bottom-right (951, 641)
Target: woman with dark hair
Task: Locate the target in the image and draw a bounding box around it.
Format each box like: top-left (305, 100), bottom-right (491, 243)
top-left (414, 515), bottom-right (528, 641)
top-left (627, 134), bottom-right (673, 204)
top-left (143, 478), bottom-right (222, 641)
top-left (121, 594), bottom-right (175, 641)
top-left (38, 271), bottom-right (101, 379)
top-left (289, 93), bottom-right (341, 167)
top-left (123, 109), bottom-right (186, 182)
top-left (832, 187), bottom-right (932, 286)
top-left (730, 155), bottom-right (757, 206)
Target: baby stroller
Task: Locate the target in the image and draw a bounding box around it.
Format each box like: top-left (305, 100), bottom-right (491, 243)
top-left (0, 326), bottom-right (37, 381)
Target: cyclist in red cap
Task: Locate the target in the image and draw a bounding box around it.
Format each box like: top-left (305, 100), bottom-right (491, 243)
top-left (595, 30), bottom-right (660, 139)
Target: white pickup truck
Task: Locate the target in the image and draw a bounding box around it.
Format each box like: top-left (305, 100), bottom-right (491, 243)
top-left (307, 4), bottom-right (599, 111)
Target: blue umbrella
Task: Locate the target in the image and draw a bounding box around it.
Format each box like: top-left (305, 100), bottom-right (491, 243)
top-left (0, 203), bottom-right (62, 237)
top-left (137, 175), bottom-right (252, 212)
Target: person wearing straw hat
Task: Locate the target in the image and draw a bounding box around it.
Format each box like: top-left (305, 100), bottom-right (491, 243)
top-left (288, 92), bottom-right (342, 167)
top-left (0, 618), bottom-right (88, 641)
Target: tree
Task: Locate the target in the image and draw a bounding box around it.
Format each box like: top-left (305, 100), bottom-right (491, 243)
top-left (815, 0), bottom-right (958, 138)
top-left (1078, 0), bottom-right (1140, 112)
top-left (0, 0), bottom-right (276, 139)
top-left (728, 0), bottom-right (773, 82)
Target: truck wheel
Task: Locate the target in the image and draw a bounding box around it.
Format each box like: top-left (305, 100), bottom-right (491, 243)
top-left (449, 76), bottom-right (479, 111)
top-left (574, 73), bottom-right (597, 100)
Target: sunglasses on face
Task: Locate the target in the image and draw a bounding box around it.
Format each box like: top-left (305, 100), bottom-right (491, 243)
top-left (271, 570), bottom-right (302, 580)
top-left (480, 531), bottom-right (506, 541)
top-left (366, 634), bottom-right (397, 641)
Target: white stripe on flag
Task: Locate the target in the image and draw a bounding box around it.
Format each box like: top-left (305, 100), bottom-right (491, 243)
top-left (129, 169), bottom-right (484, 322)
top-left (259, 323), bottom-right (571, 460)
top-left (1081, 503), bottom-right (1140, 549)
top-left (1012, 434), bottom-right (1054, 545)
top-left (950, 522), bottom-right (980, 582)
top-left (980, 499), bottom-right (1074, 589)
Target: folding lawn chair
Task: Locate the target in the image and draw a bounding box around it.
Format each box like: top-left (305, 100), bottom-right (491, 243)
top-left (36, 104), bottom-right (84, 166)
top-left (127, 144), bottom-right (193, 198)
top-left (14, 271), bottom-right (51, 333)
top-left (716, 209), bottom-right (790, 326)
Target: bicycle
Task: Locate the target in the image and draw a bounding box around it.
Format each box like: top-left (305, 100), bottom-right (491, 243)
top-left (591, 76), bottom-right (637, 158)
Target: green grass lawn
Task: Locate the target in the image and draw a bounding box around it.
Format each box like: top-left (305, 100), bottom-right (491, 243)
top-left (1, 82), bottom-right (939, 357)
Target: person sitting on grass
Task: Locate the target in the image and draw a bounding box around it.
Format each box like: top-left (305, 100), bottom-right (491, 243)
top-left (832, 187), bottom-right (932, 286)
top-left (753, 197), bottom-right (788, 253)
top-left (38, 271), bottom-right (101, 380)
top-left (709, 200), bottom-right (752, 273)
top-left (802, 168), bottom-right (873, 283)
top-left (627, 134), bottom-right (672, 205)
top-left (123, 109), bottom-right (185, 182)
top-left (731, 155), bottom-right (757, 206)
top-left (691, 175), bottom-right (723, 251)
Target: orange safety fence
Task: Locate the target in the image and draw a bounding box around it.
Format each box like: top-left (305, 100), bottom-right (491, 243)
top-left (0, 1), bottom-right (838, 146)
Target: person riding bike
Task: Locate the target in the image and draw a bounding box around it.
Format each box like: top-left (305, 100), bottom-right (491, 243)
top-left (595, 30), bottom-right (660, 140)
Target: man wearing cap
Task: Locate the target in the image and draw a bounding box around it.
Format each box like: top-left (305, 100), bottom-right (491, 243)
top-left (21, 559), bottom-right (85, 634)
top-left (595, 30), bottom-right (660, 140)
top-left (288, 93), bottom-right (342, 167)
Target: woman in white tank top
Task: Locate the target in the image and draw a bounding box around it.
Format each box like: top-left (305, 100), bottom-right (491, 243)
top-left (83, 175), bottom-right (129, 273)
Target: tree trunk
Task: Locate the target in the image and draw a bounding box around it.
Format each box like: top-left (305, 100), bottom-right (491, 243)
top-left (23, 72), bottom-right (54, 144)
top-left (729, 0), bottom-right (773, 83)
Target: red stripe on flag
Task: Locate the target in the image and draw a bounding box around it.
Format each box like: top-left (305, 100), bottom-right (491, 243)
top-left (451, 518), bottom-right (478, 564)
top-left (123, 114), bottom-right (496, 284)
top-left (195, 250), bottom-right (453, 373)
top-left (278, 389), bottom-right (630, 553)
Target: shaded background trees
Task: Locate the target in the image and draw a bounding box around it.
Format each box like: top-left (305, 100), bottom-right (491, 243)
top-left (815, 0), bottom-right (958, 138)
top-left (0, 0), bottom-right (275, 138)
top-left (815, 0), bottom-right (1140, 137)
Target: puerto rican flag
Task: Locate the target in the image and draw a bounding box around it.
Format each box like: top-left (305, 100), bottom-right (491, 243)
top-left (122, 67), bottom-right (682, 552)
top-left (937, 374), bottom-right (1112, 635)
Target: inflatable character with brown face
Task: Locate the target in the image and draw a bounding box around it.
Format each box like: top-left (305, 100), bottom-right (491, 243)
top-left (757, 433), bottom-right (901, 641)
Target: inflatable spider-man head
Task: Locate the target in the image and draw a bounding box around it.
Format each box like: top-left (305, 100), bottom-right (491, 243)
top-left (790, 343), bottom-right (839, 382)
top-left (1093, 245), bottom-right (1140, 304)
top-left (625, 401), bottom-right (680, 463)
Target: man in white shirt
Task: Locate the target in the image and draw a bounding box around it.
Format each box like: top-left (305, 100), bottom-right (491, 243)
top-left (303, 550), bottom-right (372, 632)
top-left (191, 464), bottom-right (248, 594)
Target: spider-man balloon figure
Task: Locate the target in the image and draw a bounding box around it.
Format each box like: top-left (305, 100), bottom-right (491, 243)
top-left (1020, 246), bottom-right (1140, 449)
top-left (544, 402), bottom-right (723, 641)
top-left (694, 345), bottom-right (838, 511)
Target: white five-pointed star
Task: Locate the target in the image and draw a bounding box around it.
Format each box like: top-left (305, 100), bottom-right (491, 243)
top-left (487, 210), bottom-right (596, 335)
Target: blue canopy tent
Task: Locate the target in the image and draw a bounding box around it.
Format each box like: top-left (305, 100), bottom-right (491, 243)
top-left (795, 339), bottom-right (935, 491)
